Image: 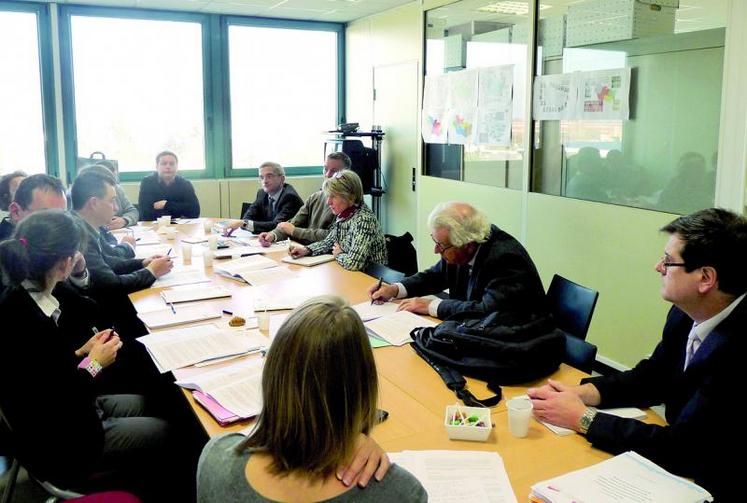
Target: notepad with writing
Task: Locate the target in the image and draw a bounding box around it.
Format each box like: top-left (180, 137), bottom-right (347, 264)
top-left (160, 285), bottom-right (232, 304)
top-left (214, 255), bottom-right (279, 283)
top-left (281, 254), bottom-right (335, 267)
top-left (137, 304), bottom-right (222, 329)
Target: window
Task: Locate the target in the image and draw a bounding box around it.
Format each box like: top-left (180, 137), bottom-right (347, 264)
top-left (0, 6), bottom-right (49, 176)
top-left (423, 1), bottom-right (529, 189)
top-left (227, 22), bottom-right (340, 171)
top-left (65, 12), bottom-right (206, 176)
top-left (531, 0), bottom-right (727, 214)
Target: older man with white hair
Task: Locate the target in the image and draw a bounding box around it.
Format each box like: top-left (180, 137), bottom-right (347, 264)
top-left (369, 201), bottom-right (548, 321)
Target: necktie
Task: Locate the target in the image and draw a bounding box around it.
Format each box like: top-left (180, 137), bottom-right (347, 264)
top-left (269, 197), bottom-right (276, 217)
top-left (683, 325), bottom-right (701, 370)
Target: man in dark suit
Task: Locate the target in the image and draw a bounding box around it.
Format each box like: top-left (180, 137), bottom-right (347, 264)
top-left (138, 150), bottom-right (200, 221)
top-left (528, 208), bottom-right (747, 502)
top-left (368, 201), bottom-right (548, 322)
top-left (223, 161), bottom-right (303, 235)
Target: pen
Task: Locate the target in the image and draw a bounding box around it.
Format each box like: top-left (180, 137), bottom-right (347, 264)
top-left (371, 276), bottom-right (383, 305)
top-left (166, 248), bottom-right (173, 256)
top-left (91, 326), bottom-right (99, 336)
top-left (169, 302), bottom-right (176, 314)
top-left (222, 309), bottom-right (233, 315)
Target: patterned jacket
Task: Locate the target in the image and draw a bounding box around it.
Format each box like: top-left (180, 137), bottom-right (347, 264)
top-left (307, 204), bottom-right (387, 271)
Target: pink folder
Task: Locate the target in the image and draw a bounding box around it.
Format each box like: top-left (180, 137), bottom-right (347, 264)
top-left (192, 390), bottom-right (250, 426)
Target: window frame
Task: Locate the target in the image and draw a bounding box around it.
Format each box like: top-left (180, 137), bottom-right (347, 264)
top-left (58, 5), bottom-right (216, 183)
top-left (222, 15), bottom-right (345, 179)
top-left (0, 1), bottom-right (59, 177)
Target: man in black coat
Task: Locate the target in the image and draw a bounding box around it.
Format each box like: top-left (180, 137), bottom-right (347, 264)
top-left (138, 150), bottom-right (200, 221)
top-left (369, 201), bottom-right (548, 323)
top-left (528, 208), bottom-right (747, 502)
top-left (223, 161), bottom-right (303, 235)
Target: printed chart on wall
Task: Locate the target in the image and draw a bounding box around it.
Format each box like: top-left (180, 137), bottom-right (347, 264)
top-left (533, 73), bottom-right (578, 120)
top-left (421, 65), bottom-right (514, 147)
top-left (577, 68), bottom-right (631, 120)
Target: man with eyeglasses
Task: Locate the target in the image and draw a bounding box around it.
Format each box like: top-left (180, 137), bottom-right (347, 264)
top-left (368, 201), bottom-right (547, 321)
top-left (255, 152), bottom-right (349, 246)
top-left (528, 208), bottom-right (747, 502)
top-left (223, 161), bottom-right (303, 235)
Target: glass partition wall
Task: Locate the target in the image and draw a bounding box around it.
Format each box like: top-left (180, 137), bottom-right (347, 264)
top-left (424, 0), bottom-right (727, 215)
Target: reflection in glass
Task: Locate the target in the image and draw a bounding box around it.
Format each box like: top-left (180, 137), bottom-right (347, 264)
top-left (532, 0), bottom-right (725, 214)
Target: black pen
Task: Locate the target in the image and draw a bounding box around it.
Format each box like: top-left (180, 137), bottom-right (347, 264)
top-left (222, 309), bottom-right (233, 315)
top-left (169, 302), bottom-right (176, 314)
top-left (371, 276), bottom-right (383, 305)
top-left (166, 248), bottom-right (173, 256)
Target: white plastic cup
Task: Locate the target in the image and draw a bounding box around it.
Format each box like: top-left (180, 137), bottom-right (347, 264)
top-left (165, 227), bottom-right (177, 240)
top-left (182, 243), bottom-right (192, 263)
top-left (203, 250), bottom-right (214, 268)
top-left (507, 397), bottom-right (533, 438)
top-left (202, 219), bottom-right (213, 234)
top-left (257, 311), bottom-right (270, 334)
top-left (158, 216), bottom-right (171, 228)
top-left (207, 234), bottom-right (218, 250)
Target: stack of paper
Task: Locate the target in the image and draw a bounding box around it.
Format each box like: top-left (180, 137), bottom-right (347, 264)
top-left (239, 267), bottom-right (298, 286)
top-left (213, 245), bottom-right (266, 259)
top-left (214, 255), bottom-right (279, 283)
top-left (175, 358), bottom-right (265, 418)
top-left (161, 284), bottom-right (231, 304)
top-left (530, 451), bottom-right (712, 502)
top-left (137, 324), bottom-right (268, 373)
top-left (152, 268), bottom-right (211, 288)
top-left (364, 311), bottom-right (438, 346)
top-left (389, 450), bottom-right (516, 503)
top-left (281, 254), bottom-right (335, 267)
top-left (137, 304), bottom-right (222, 329)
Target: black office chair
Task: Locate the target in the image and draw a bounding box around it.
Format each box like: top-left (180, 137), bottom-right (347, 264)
top-left (563, 334), bottom-right (598, 374)
top-left (546, 274), bottom-right (599, 340)
top-left (384, 232), bottom-right (418, 276)
top-left (240, 202), bottom-right (251, 220)
top-left (363, 263), bottom-right (405, 285)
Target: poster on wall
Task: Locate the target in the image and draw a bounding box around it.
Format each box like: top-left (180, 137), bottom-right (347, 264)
top-left (421, 108), bottom-right (448, 144)
top-left (475, 65), bottom-right (513, 146)
top-left (575, 67), bottom-right (631, 120)
top-left (533, 73), bottom-right (578, 120)
top-left (423, 74), bottom-right (450, 110)
top-left (448, 108), bottom-right (477, 145)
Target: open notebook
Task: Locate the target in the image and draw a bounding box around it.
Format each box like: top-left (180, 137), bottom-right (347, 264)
top-left (281, 254), bottom-right (335, 267)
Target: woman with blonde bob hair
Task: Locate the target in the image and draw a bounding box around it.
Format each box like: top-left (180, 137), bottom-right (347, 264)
top-left (289, 171), bottom-right (387, 271)
top-left (196, 295), bottom-right (425, 502)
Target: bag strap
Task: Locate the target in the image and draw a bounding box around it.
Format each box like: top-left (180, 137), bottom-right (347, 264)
top-left (411, 333), bottom-right (502, 407)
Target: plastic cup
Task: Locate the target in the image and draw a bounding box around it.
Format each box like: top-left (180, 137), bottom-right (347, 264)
top-left (158, 216), bottom-right (171, 228)
top-left (202, 220), bottom-right (212, 234)
top-left (507, 397), bottom-right (533, 438)
top-left (182, 243), bottom-right (192, 263)
top-left (207, 234), bottom-right (218, 250)
top-left (257, 311), bottom-right (270, 334)
top-left (165, 227), bottom-right (177, 240)
top-left (203, 250), bottom-right (214, 268)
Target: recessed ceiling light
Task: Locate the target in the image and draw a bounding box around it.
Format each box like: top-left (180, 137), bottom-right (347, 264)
top-left (477, 1), bottom-right (550, 15)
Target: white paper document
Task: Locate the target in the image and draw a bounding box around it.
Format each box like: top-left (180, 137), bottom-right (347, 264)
top-left (152, 269), bottom-right (211, 288)
top-left (352, 300), bottom-right (400, 321)
top-left (160, 285), bottom-right (232, 304)
top-left (132, 229), bottom-right (162, 245)
top-left (389, 450), bottom-right (516, 503)
top-left (214, 255), bottom-right (279, 282)
top-left (180, 236), bottom-right (208, 244)
top-left (530, 451), bottom-right (712, 503)
top-left (175, 358), bottom-right (265, 418)
top-left (134, 244), bottom-right (171, 259)
top-left (364, 311), bottom-right (438, 346)
top-left (238, 266), bottom-right (298, 286)
top-left (213, 245), bottom-right (266, 259)
top-left (137, 324), bottom-right (268, 373)
top-left (138, 304), bottom-right (222, 329)
top-left (281, 254), bottom-right (335, 267)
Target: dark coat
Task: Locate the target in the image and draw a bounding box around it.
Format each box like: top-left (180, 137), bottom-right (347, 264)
top-left (241, 183), bottom-right (303, 233)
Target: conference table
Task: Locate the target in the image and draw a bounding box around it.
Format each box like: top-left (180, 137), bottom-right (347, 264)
top-left (127, 220), bottom-right (667, 500)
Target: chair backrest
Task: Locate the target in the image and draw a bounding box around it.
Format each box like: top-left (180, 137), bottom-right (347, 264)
top-left (384, 232), bottom-right (418, 276)
top-left (240, 202), bottom-right (251, 220)
top-left (563, 333), bottom-right (598, 374)
top-left (546, 274), bottom-right (599, 340)
top-left (363, 262), bottom-right (405, 285)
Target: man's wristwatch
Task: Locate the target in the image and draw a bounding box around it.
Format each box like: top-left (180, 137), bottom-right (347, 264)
top-left (578, 407), bottom-right (598, 435)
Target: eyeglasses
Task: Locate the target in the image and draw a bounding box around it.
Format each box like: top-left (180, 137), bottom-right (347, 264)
top-left (659, 256), bottom-right (687, 269)
top-left (259, 173), bottom-right (278, 181)
top-left (431, 235), bottom-right (454, 253)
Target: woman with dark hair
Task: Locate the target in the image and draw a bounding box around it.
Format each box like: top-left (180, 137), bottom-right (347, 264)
top-left (197, 295), bottom-right (425, 502)
top-left (0, 209), bottom-right (168, 496)
top-left (0, 170), bottom-right (27, 211)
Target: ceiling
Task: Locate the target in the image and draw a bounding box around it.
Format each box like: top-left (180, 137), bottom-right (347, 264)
top-left (428, 0), bottom-right (727, 34)
top-left (34, 0), bottom-right (415, 22)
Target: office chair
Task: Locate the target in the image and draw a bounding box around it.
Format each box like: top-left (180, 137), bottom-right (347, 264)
top-left (546, 274), bottom-right (599, 340)
top-left (563, 334), bottom-right (598, 374)
top-left (383, 232), bottom-right (418, 276)
top-left (363, 262), bottom-right (405, 285)
top-left (240, 202), bottom-right (251, 220)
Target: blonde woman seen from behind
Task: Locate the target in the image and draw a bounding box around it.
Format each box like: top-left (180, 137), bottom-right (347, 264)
top-left (196, 295), bottom-right (426, 502)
